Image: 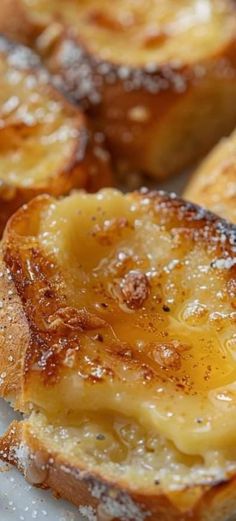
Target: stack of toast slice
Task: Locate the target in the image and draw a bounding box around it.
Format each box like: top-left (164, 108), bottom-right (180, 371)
top-left (0, 3), bottom-right (235, 521)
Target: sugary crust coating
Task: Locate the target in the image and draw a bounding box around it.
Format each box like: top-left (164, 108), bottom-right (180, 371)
top-left (184, 131), bottom-right (236, 223)
top-left (43, 28), bottom-right (236, 179)
top-left (0, 36), bottom-right (112, 235)
top-left (11, 0), bottom-right (236, 179)
top-left (1, 419), bottom-right (236, 521)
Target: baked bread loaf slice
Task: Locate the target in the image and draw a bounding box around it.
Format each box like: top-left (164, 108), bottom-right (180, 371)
top-left (12, 0), bottom-right (236, 179)
top-left (0, 36), bottom-right (112, 236)
top-left (0, 189), bottom-right (236, 520)
top-left (184, 130), bottom-right (236, 223)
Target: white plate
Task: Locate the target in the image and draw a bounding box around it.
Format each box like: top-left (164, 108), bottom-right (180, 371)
top-left (0, 400), bottom-right (83, 521)
top-left (0, 170), bottom-right (190, 521)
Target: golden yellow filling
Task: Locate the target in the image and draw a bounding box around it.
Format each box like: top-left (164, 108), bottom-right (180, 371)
top-left (23, 0), bottom-right (236, 65)
top-left (22, 190), bottom-right (236, 465)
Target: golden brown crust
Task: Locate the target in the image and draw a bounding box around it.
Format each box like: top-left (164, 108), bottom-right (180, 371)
top-left (184, 131), bottom-right (236, 223)
top-left (0, 256), bottom-right (29, 403)
top-left (14, 0), bottom-right (236, 179)
top-left (1, 418), bottom-right (236, 521)
top-left (0, 36), bottom-right (112, 236)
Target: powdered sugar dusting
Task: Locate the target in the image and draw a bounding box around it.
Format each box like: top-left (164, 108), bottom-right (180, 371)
top-left (211, 257), bottom-right (236, 270)
top-left (13, 442), bottom-right (30, 472)
top-left (79, 506), bottom-right (97, 521)
top-left (50, 35), bottom-right (192, 106)
top-left (91, 482), bottom-right (148, 521)
top-left (0, 36), bottom-right (41, 71)
top-left (46, 24), bottom-right (236, 112)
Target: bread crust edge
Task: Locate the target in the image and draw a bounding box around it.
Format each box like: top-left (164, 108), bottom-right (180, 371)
top-left (1, 419), bottom-right (236, 521)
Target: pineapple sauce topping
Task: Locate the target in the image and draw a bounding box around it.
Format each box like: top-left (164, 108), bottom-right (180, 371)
top-left (22, 0), bottom-right (236, 66)
top-left (3, 190), bottom-right (236, 469)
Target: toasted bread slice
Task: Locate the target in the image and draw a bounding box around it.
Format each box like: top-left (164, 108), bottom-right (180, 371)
top-left (184, 130), bottom-right (236, 223)
top-left (12, 0), bottom-right (236, 179)
top-left (0, 189), bottom-right (236, 520)
top-left (0, 36), bottom-right (112, 236)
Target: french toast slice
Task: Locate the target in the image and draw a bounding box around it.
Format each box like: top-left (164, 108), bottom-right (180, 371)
top-left (184, 130), bottom-right (236, 223)
top-left (0, 189), bottom-right (236, 520)
top-left (0, 36), bottom-right (112, 236)
top-left (13, 0), bottom-right (236, 179)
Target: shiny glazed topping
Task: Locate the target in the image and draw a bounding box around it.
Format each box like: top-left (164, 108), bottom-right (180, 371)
top-left (23, 0), bottom-right (236, 65)
top-left (5, 189), bottom-right (236, 472)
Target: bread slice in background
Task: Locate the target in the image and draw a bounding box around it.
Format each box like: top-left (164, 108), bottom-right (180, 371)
top-left (0, 189), bottom-right (236, 520)
top-left (5, 0), bottom-right (236, 180)
top-left (0, 35), bottom-right (112, 236)
top-left (184, 130), bottom-right (236, 223)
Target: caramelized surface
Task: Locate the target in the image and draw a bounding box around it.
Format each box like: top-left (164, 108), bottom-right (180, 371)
top-left (0, 37), bottom-right (85, 189)
top-left (22, 0), bottom-right (236, 66)
top-left (3, 190), bottom-right (236, 466)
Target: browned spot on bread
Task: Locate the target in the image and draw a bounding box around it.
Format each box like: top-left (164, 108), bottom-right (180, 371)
top-left (142, 28), bottom-right (168, 48)
top-left (227, 278), bottom-right (236, 308)
top-left (48, 307), bottom-right (107, 331)
top-left (152, 341), bottom-right (190, 371)
top-left (92, 217), bottom-right (129, 246)
top-left (120, 270), bottom-right (150, 310)
top-left (87, 9), bottom-right (132, 32)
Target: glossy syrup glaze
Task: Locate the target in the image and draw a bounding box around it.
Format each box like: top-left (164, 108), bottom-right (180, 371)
top-left (2, 190), bottom-right (236, 472)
